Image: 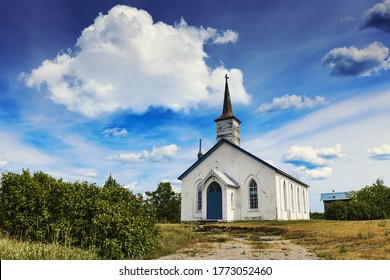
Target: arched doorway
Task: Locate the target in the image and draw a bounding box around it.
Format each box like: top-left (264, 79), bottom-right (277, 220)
top-left (207, 181), bottom-right (222, 220)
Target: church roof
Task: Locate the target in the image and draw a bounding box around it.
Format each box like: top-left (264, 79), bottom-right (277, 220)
top-left (178, 139), bottom-right (310, 188)
top-left (214, 75), bottom-right (241, 123)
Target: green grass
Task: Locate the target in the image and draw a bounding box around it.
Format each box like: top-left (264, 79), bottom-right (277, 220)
top-left (3, 220), bottom-right (390, 260)
top-left (145, 223), bottom-right (207, 259)
top-left (0, 232), bottom-right (98, 260)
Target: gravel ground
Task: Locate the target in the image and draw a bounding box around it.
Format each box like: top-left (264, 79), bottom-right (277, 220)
top-left (159, 235), bottom-right (317, 260)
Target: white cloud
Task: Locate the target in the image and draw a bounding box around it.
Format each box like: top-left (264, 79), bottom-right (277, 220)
top-left (0, 159), bottom-right (8, 169)
top-left (106, 144), bottom-right (179, 163)
top-left (282, 143), bottom-right (344, 169)
top-left (124, 181), bottom-right (139, 191)
top-left (81, 171), bottom-right (98, 178)
top-left (295, 166), bottom-right (333, 180)
top-left (360, 0), bottom-right (390, 33)
top-left (367, 144), bottom-right (390, 160)
top-left (103, 127), bottom-right (128, 137)
top-left (211, 29), bottom-right (238, 44)
top-left (256, 94), bottom-right (327, 113)
top-left (281, 144), bottom-right (344, 180)
top-left (23, 5), bottom-right (249, 117)
top-left (0, 130), bottom-right (52, 167)
top-left (322, 42), bottom-right (390, 77)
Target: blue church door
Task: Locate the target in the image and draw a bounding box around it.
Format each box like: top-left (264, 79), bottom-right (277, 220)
top-left (207, 182), bottom-right (222, 220)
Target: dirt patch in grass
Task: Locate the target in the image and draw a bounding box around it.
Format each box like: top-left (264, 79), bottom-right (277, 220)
top-left (159, 224), bottom-right (316, 260)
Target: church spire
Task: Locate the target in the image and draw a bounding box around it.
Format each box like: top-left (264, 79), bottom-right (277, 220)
top-left (214, 75), bottom-right (241, 146)
top-left (216, 74), bottom-right (234, 121)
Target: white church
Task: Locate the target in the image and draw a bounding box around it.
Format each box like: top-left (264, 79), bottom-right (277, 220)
top-left (179, 76), bottom-right (310, 221)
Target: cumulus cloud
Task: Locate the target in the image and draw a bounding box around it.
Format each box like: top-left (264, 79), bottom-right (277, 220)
top-left (322, 42), bottom-right (390, 77)
top-left (367, 144), bottom-right (390, 160)
top-left (124, 181), bottom-right (139, 191)
top-left (106, 144), bottom-right (178, 163)
top-left (256, 94), bottom-right (327, 113)
top-left (295, 166), bottom-right (333, 180)
top-left (23, 5), bottom-right (249, 117)
top-left (0, 159), bottom-right (8, 169)
top-left (103, 127), bottom-right (128, 137)
top-left (282, 143), bottom-right (344, 180)
top-left (360, 0), bottom-right (390, 33)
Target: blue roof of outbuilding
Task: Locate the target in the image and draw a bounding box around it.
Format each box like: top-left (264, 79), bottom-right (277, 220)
top-left (320, 191), bottom-right (353, 201)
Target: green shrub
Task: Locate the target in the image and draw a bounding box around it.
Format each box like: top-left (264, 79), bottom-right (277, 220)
top-left (324, 200), bottom-right (386, 220)
top-left (0, 170), bottom-right (159, 259)
top-left (310, 212), bottom-right (324, 219)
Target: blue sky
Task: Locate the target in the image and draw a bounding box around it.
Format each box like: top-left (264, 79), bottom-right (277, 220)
top-left (1, 0), bottom-right (390, 212)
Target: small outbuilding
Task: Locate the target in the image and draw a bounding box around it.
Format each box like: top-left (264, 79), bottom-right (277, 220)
top-left (320, 191), bottom-right (352, 211)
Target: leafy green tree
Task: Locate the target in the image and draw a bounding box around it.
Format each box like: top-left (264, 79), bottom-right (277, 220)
top-left (145, 182), bottom-right (181, 223)
top-left (351, 179), bottom-right (390, 218)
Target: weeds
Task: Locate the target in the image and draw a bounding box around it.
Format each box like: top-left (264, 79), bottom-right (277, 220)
top-left (339, 243), bottom-right (347, 253)
top-left (0, 233), bottom-right (97, 260)
top-left (377, 220), bottom-right (387, 227)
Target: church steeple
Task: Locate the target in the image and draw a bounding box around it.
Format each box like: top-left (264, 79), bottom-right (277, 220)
top-left (214, 75), bottom-right (241, 146)
top-left (218, 74), bottom-right (234, 119)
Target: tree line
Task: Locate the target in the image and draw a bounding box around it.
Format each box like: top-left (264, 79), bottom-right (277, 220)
top-left (0, 170), bottom-right (181, 259)
top-left (324, 179), bottom-right (390, 220)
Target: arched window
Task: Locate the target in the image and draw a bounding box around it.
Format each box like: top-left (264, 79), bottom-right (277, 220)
top-left (283, 181), bottom-right (287, 210)
top-left (291, 184), bottom-right (294, 212)
top-left (297, 188), bottom-right (301, 213)
top-left (197, 187), bottom-right (202, 211)
top-left (249, 179), bottom-right (258, 209)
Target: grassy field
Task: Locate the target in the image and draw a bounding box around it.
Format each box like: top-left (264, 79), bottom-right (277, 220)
top-left (2, 220), bottom-right (390, 260)
top-left (0, 232), bottom-right (98, 260)
top-left (207, 219), bottom-right (390, 260)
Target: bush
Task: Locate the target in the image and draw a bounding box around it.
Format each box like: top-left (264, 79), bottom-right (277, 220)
top-left (310, 212), bottom-right (324, 219)
top-left (0, 170), bottom-right (159, 259)
top-left (352, 179), bottom-right (390, 218)
top-left (324, 200), bottom-right (386, 220)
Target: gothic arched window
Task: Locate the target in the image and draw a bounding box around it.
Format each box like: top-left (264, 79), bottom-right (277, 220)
top-left (291, 184), bottom-right (294, 212)
top-left (283, 181), bottom-right (287, 210)
top-left (197, 187), bottom-right (202, 211)
top-left (249, 179), bottom-right (258, 209)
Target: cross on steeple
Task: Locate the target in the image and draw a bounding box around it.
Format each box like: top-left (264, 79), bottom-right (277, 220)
top-left (225, 74), bottom-right (229, 83)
